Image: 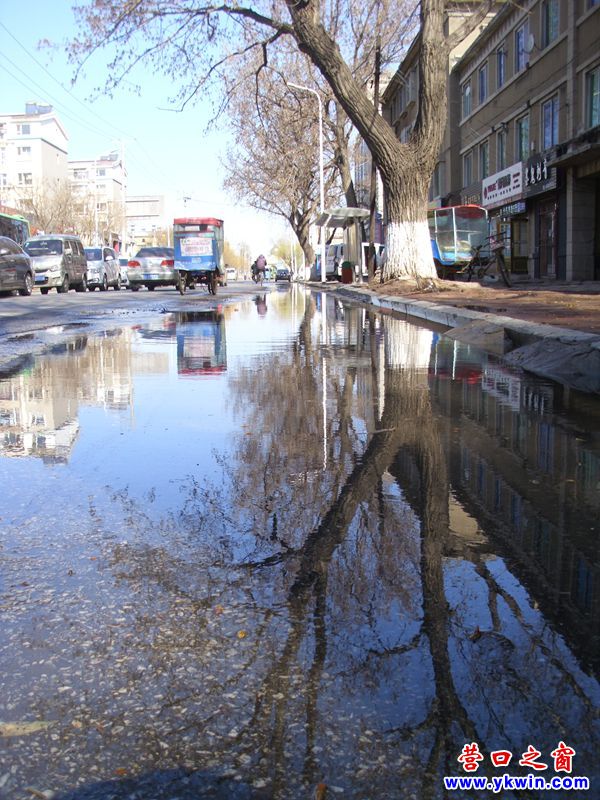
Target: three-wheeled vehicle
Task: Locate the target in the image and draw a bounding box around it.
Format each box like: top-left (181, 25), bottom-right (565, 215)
top-left (173, 217), bottom-right (225, 295)
top-left (428, 204), bottom-right (489, 278)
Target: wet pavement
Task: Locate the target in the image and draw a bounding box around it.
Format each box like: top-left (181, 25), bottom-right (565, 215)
top-left (0, 285), bottom-right (599, 799)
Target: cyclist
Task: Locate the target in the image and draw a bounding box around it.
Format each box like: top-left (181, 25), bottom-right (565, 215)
top-left (252, 254), bottom-right (267, 283)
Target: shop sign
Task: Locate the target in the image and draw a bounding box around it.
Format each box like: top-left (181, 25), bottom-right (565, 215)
top-left (460, 184), bottom-right (482, 205)
top-left (498, 201), bottom-right (526, 217)
top-left (524, 155), bottom-right (556, 196)
top-left (482, 162), bottom-right (523, 208)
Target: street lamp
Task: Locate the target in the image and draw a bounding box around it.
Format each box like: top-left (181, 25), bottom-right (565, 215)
top-left (287, 81), bottom-right (327, 283)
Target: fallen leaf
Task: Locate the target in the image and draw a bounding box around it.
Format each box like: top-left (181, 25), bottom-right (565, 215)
top-left (237, 630), bottom-right (247, 639)
top-left (315, 783), bottom-right (328, 799)
top-left (0, 720), bottom-right (55, 737)
top-left (113, 768), bottom-right (128, 777)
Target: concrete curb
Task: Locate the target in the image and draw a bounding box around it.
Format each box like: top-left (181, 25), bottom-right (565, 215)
top-left (328, 283), bottom-right (600, 395)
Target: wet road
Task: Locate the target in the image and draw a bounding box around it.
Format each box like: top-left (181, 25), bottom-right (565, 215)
top-left (0, 285), bottom-right (599, 799)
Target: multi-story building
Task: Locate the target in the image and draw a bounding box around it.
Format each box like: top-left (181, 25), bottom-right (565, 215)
top-left (0, 102), bottom-right (69, 209)
top-left (68, 150), bottom-right (127, 249)
top-left (382, 0), bottom-right (600, 282)
top-left (125, 194), bottom-right (170, 253)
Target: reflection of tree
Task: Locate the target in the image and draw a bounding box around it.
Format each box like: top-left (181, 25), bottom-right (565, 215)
top-left (16, 300), bottom-right (597, 799)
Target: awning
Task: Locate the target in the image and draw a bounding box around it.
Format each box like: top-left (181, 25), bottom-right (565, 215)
top-left (314, 207), bottom-right (370, 229)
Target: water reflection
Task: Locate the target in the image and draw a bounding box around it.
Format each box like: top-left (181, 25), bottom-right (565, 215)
top-left (0, 287), bottom-right (598, 799)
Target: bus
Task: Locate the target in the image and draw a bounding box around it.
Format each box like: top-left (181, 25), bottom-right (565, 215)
top-left (0, 210), bottom-right (30, 245)
top-left (173, 217), bottom-right (225, 295)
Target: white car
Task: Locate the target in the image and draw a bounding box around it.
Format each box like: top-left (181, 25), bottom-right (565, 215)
top-left (84, 246), bottom-right (122, 291)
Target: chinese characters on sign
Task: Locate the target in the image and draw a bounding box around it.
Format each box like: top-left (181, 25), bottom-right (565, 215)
top-left (482, 163), bottom-right (523, 208)
top-left (457, 742), bottom-right (576, 774)
top-left (524, 155), bottom-right (557, 196)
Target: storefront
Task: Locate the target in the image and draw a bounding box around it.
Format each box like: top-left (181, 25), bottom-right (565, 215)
top-left (482, 163), bottom-right (528, 276)
top-left (524, 154), bottom-right (558, 279)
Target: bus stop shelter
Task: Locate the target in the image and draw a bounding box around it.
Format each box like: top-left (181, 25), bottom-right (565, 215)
top-left (311, 207), bottom-right (369, 281)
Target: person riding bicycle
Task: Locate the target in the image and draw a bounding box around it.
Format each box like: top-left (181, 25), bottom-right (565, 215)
top-left (252, 254), bottom-right (267, 281)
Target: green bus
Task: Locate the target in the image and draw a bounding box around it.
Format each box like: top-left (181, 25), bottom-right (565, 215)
top-left (0, 210), bottom-right (30, 245)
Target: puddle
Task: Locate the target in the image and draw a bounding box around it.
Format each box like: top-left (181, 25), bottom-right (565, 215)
top-left (0, 287), bottom-right (598, 799)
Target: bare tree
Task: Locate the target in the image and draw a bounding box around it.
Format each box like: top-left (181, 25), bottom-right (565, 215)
top-left (66, 0), bottom-right (499, 285)
top-left (17, 179), bottom-right (78, 234)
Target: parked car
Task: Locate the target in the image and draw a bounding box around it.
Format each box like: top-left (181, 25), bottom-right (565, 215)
top-left (127, 246), bottom-right (176, 291)
top-left (119, 257), bottom-right (129, 287)
top-left (85, 246), bottom-right (122, 291)
top-left (275, 266), bottom-right (291, 282)
top-left (0, 236), bottom-right (34, 296)
top-left (24, 234), bottom-right (88, 294)
top-left (226, 266), bottom-right (238, 281)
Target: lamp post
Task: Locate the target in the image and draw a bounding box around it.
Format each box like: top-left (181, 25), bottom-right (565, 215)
top-left (287, 82), bottom-right (326, 283)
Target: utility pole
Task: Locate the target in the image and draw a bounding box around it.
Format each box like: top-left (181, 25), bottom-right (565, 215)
top-left (368, 37), bottom-right (381, 283)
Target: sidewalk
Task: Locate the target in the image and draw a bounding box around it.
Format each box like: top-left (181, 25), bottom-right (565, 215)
top-left (330, 278), bottom-right (600, 395)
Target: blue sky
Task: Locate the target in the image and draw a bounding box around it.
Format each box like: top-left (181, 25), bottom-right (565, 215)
top-left (0, 1), bottom-right (287, 254)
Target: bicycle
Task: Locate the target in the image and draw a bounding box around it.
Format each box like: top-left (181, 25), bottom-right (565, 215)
top-left (252, 268), bottom-right (265, 286)
top-left (464, 237), bottom-right (512, 287)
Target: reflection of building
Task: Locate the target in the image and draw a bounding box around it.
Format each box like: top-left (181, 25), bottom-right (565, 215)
top-left (426, 338), bottom-right (600, 674)
top-left (0, 330), bottom-right (133, 462)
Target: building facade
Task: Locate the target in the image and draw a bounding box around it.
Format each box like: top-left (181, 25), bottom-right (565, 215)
top-left (68, 151), bottom-right (127, 249)
top-left (0, 103), bottom-right (69, 210)
top-left (125, 195), bottom-right (170, 254)
top-left (382, 0), bottom-right (600, 281)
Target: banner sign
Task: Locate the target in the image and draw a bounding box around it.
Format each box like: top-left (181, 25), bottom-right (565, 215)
top-left (482, 163), bottom-right (523, 208)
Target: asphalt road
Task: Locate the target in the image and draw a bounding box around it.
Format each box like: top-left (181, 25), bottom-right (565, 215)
top-left (0, 280), bottom-right (280, 334)
top-left (0, 280), bottom-right (284, 373)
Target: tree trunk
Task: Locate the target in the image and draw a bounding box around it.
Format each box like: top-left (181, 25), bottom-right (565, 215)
top-left (286, 0), bottom-right (448, 283)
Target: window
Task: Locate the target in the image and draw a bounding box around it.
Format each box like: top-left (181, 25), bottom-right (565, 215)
top-left (463, 151), bottom-right (473, 185)
top-left (17, 123), bottom-right (31, 135)
top-left (96, 168), bottom-right (106, 177)
top-left (17, 172), bottom-right (32, 185)
top-left (515, 21), bottom-right (530, 72)
top-left (542, 95), bottom-right (559, 148)
top-left (497, 47), bottom-right (507, 89)
top-left (479, 140), bottom-right (489, 179)
top-left (516, 115), bottom-right (529, 160)
top-left (478, 63), bottom-right (488, 105)
top-left (497, 129), bottom-right (507, 170)
top-left (0, 174), bottom-right (7, 188)
top-left (17, 146), bottom-right (31, 156)
top-left (462, 81), bottom-right (472, 118)
top-left (541, 0), bottom-right (559, 47)
top-left (429, 162), bottom-right (445, 200)
top-left (0, 123), bottom-right (6, 139)
top-left (586, 66), bottom-right (600, 128)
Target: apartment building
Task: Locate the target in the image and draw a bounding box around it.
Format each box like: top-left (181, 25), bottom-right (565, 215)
top-left (382, 0), bottom-right (600, 281)
top-left (68, 151), bottom-right (127, 248)
top-left (454, 0), bottom-right (600, 280)
top-left (0, 102), bottom-right (69, 208)
top-left (125, 194), bottom-right (170, 253)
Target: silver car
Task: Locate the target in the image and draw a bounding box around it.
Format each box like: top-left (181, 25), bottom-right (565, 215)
top-left (127, 246), bottom-right (176, 291)
top-left (84, 246), bottom-right (122, 291)
top-left (24, 234), bottom-right (88, 294)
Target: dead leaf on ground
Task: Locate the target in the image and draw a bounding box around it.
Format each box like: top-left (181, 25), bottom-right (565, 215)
top-left (0, 720), bottom-right (55, 737)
